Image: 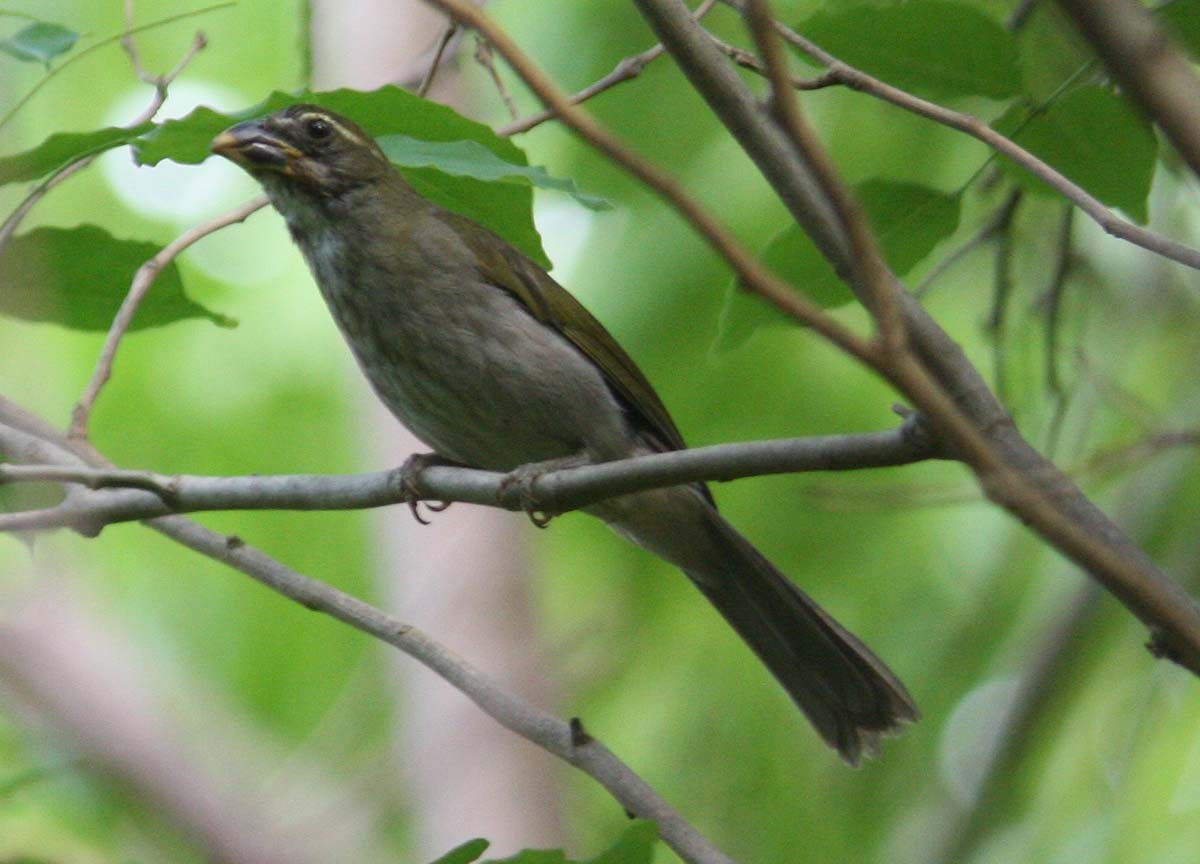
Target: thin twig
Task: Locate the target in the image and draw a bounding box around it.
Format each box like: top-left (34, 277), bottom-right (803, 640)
top-left (121, 0), bottom-right (153, 83)
top-left (417, 21), bottom-right (458, 98)
top-left (497, 0), bottom-right (719, 136)
top-left (914, 189), bottom-right (1022, 298)
top-left (68, 196), bottom-right (267, 440)
top-left (1042, 207), bottom-right (1077, 400)
top-left (985, 197), bottom-right (1019, 405)
top-left (1078, 428), bottom-right (1200, 479)
top-left (743, 0), bottom-right (905, 352)
top-left (0, 463), bottom-right (181, 496)
top-left (474, 35), bottom-right (519, 120)
top-left (705, 32), bottom-right (836, 90)
top-left (1041, 205), bottom-right (1077, 457)
top-left (0, 159), bottom-right (92, 258)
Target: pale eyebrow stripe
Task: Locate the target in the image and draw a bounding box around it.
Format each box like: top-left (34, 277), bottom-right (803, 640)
top-left (297, 112), bottom-right (365, 146)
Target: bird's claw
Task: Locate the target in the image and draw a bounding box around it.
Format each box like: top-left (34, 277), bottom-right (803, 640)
top-left (499, 454), bottom-right (589, 529)
top-left (397, 452), bottom-right (453, 525)
top-left (498, 463), bottom-right (555, 528)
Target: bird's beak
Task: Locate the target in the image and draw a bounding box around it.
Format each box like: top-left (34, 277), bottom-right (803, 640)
top-left (211, 119), bottom-right (301, 174)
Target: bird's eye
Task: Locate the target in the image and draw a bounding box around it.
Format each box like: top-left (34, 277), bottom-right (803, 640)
top-left (305, 117), bottom-right (333, 140)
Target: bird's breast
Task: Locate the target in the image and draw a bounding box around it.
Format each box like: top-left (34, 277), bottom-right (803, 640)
top-left (297, 226), bottom-right (635, 471)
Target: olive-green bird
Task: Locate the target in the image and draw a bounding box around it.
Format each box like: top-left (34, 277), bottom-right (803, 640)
top-left (212, 105), bottom-right (917, 763)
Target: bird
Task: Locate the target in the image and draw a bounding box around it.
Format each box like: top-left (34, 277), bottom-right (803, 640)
top-left (211, 104), bottom-right (917, 763)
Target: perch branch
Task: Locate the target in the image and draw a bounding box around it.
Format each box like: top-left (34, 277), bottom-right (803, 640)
top-left (0, 421), bottom-right (940, 533)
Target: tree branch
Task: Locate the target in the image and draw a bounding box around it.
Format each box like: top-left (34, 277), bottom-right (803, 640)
top-left (0, 420), bottom-right (940, 534)
top-left (474, 35), bottom-right (520, 120)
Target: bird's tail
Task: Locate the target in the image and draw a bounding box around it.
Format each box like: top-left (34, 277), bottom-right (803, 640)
top-left (596, 487), bottom-right (917, 764)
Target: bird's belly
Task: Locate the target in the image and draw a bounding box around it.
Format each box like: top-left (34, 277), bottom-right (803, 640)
top-left (318, 269), bottom-right (634, 472)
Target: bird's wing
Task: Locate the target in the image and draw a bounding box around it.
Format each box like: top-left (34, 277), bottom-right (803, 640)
top-left (451, 214), bottom-right (688, 455)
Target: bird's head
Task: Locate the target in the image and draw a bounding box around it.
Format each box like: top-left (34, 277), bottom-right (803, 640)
top-left (211, 105), bottom-right (391, 198)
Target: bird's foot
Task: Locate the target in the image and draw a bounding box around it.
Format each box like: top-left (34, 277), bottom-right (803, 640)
top-left (396, 452), bottom-right (456, 525)
top-left (499, 454), bottom-right (590, 529)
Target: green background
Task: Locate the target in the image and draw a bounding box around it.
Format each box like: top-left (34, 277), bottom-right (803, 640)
top-left (3, 1), bottom-right (1200, 862)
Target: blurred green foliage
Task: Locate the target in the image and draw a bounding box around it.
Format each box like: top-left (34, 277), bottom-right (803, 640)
top-left (3, 1), bottom-right (1200, 863)
top-left (0, 225), bottom-right (229, 328)
top-left (0, 20), bottom-right (81, 68)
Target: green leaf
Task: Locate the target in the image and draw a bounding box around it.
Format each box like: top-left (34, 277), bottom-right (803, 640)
top-left (589, 821), bottom-right (657, 864)
top-left (717, 180), bottom-right (961, 350)
top-left (477, 822), bottom-right (657, 864)
top-left (487, 852), bottom-right (567, 864)
top-left (0, 225), bottom-right (234, 331)
top-left (0, 123), bottom-right (153, 185)
top-left (429, 838), bottom-right (489, 864)
top-left (1160, 0), bottom-right (1200, 61)
top-left (0, 21), bottom-right (81, 67)
top-left (378, 135), bottom-right (609, 211)
top-left (994, 86), bottom-right (1157, 223)
top-left (797, 1), bottom-right (1022, 100)
top-left (1013, 4), bottom-right (1093, 103)
top-left (134, 86), bottom-right (551, 265)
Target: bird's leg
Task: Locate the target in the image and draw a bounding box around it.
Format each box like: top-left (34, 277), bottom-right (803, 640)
top-left (395, 452), bottom-right (458, 525)
top-left (499, 452), bottom-right (592, 529)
